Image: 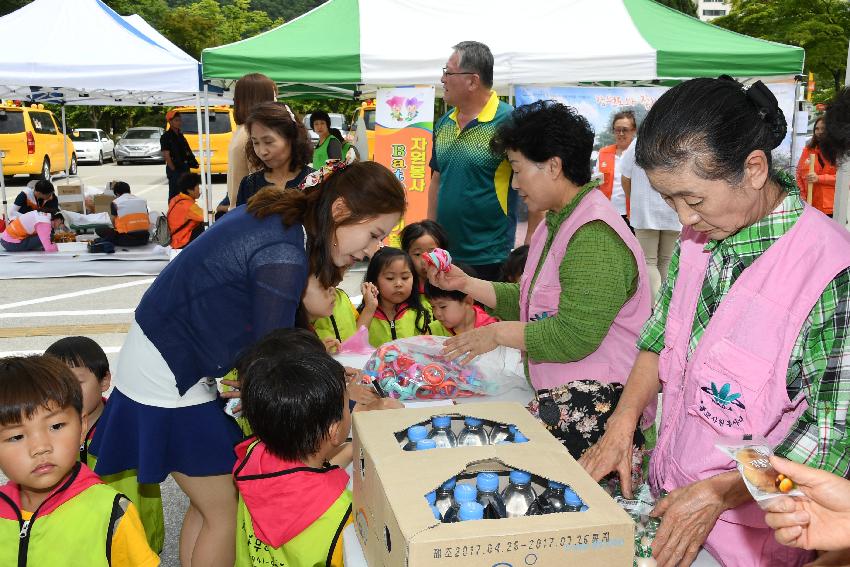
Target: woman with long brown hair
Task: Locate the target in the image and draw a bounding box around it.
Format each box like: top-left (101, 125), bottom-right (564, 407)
top-left (89, 161), bottom-right (405, 567)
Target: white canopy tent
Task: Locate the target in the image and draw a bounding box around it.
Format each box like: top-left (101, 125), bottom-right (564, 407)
top-left (0, 0), bottom-right (223, 220)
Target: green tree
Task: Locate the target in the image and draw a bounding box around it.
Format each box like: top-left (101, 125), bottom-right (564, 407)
top-left (655, 0), bottom-right (697, 17)
top-left (713, 0), bottom-right (850, 92)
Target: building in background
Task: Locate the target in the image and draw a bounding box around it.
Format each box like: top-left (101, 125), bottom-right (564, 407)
top-left (697, 0), bottom-right (731, 21)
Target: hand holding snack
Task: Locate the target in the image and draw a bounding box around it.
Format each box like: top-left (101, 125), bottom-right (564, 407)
top-left (762, 456), bottom-right (850, 551)
top-left (716, 438), bottom-right (804, 505)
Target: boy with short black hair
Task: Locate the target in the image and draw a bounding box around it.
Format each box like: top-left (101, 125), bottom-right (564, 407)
top-left (234, 346), bottom-right (352, 567)
top-left (0, 355), bottom-right (158, 566)
top-left (45, 336), bottom-right (165, 553)
top-left (424, 264), bottom-right (498, 336)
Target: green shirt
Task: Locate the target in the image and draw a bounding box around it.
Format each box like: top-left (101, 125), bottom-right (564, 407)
top-left (432, 91), bottom-right (515, 265)
top-left (638, 173), bottom-right (850, 476)
top-left (492, 184), bottom-right (638, 368)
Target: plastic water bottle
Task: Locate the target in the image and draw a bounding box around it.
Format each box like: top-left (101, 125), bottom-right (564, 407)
top-left (508, 425), bottom-right (518, 441)
top-left (403, 425), bottom-right (428, 450)
top-left (442, 484), bottom-right (477, 523)
top-left (476, 472), bottom-right (506, 519)
top-left (434, 478), bottom-right (456, 518)
top-left (430, 505), bottom-right (442, 520)
top-left (536, 480), bottom-right (568, 514)
top-left (489, 423), bottom-right (512, 444)
top-left (428, 415), bottom-right (457, 448)
top-left (513, 431), bottom-right (529, 443)
top-left (501, 470), bottom-right (539, 517)
top-left (458, 501), bottom-right (484, 522)
top-left (416, 439), bottom-right (436, 451)
top-left (564, 487), bottom-right (583, 512)
top-left (425, 491), bottom-right (436, 507)
top-left (457, 417), bottom-right (489, 446)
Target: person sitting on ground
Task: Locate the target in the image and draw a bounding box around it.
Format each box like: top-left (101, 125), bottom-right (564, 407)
top-left (167, 173), bottom-right (205, 249)
top-left (234, 348), bottom-right (353, 567)
top-left (425, 264), bottom-right (498, 336)
top-left (0, 356), bottom-right (159, 567)
top-left (94, 182), bottom-right (150, 247)
top-left (9, 179), bottom-right (59, 220)
top-left (0, 210), bottom-right (61, 252)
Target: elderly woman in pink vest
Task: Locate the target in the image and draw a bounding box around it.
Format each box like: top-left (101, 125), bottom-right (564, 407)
top-left (580, 76), bottom-right (850, 567)
top-left (427, 100), bottom-right (653, 476)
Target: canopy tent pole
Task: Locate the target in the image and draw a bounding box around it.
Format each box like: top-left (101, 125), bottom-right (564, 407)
top-left (202, 84), bottom-right (213, 224)
top-left (0, 148), bottom-right (7, 219)
top-left (194, 93), bottom-right (209, 226)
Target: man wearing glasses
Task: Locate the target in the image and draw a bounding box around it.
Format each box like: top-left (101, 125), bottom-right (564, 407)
top-left (428, 41), bottom-right (538, 281)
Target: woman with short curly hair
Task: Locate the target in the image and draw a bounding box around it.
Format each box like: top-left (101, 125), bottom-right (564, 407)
top-left (426, 99), bottom-right (652, 467)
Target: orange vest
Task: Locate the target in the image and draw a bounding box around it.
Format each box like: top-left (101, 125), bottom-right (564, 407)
top-left (167, 193), bottom-right (203, 249)
top-left (596, 145), bottom-right (617, 200)
top-left (113, 194), bottom-right (150, 234)
top-left (796, 146), bottom-right (837, 214)
top-left (4, 211), bottom-right (48, 240)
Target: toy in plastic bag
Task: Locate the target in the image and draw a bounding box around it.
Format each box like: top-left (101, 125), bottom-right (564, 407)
top-left (362, 336), bottom-right (511, 400)
top-left (716, 437), bottom-right (804, 506)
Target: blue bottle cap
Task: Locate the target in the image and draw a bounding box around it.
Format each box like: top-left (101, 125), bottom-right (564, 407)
top-left (431, 505), bottom-right (442, 520)
top-left (458, 501), bottom-right (484, 521)
top-left (441, 477), bottom-right (457, 490)
top-left (508, 424), bottom-right (518, 434)
top-left (453, 483), bottom-right (477, 503)
top-left (565, 490), bottom-right (583, 507)
top-left (464, 416), bottom-right (483, 427)
top-left (547, 480), bottom-right (566, 490)
top-left (425, 491), bottom-right (436, 505)
top-left (432, 415), bottom-right (452, 428)
top-left (407, 425), bottom-right (428, 442)
top-left (476, 472), bottom-right (499, 493)
top-left (416, 439), bottom-right (437, 451)
top-left (509, 470), bottom-right (531, 485)
top-left (579, 505), bottom-right (589, 512)
top-left (513, 431), bottom-right (529, 443)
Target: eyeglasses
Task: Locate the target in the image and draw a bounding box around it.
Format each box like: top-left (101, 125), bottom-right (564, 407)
top-left (442, 67), bottom-right (477, 77)
top-left (614, 127), bottom-right (634, 134)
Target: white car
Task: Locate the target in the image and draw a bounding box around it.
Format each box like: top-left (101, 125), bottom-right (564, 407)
top-left (70, 128), bottom-right (114, 164)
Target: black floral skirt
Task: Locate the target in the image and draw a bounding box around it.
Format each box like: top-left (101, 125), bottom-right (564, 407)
top-left (527, 380), bottom-right (646, 486)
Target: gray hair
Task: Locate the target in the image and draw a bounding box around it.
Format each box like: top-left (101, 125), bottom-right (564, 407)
top-left (452, 41), bottom-right (494, 89)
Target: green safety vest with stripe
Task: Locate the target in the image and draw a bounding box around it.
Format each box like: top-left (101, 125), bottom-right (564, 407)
top-left (84, 417), bottom-right (165, 553)
top-left (366, 304), bottom-right (430, 347)
top-left (0, 464), bottom-right (126, 567)
top-left (315, 288), bottom-right (359, 343)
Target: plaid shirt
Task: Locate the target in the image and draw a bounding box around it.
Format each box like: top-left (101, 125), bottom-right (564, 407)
top-left (639, 174), bottom-right (850, 475)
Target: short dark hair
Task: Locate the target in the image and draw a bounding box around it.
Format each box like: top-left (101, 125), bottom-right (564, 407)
top-left (491, 100), bottom-right (594, 186)
top-left (34, 179), bottom-right (54, 195)
top-left (453, 41), bottom-right (494, 89)
top-left (241, 351), bottom-right (346, 462)
top-left (45, 336), bottom-right (110, 382)
top-left (234, 328), bottom-right (325, 380)
top-left (424, 262), bottom-right (476, 302)
top-left (499, 245), bottom-right (529, 283)
top-left (233, 73), bottom-right (278, 126)
top-left (635, 77), bottom-right (787, 184)
top-left (612, 110), bottom-right (637, 130)
top-left (400, 220), bottom-right (449, 253)
top-left (309, 110), bottom-right (331, 130)
top-left (821, 87), bottom-right (850, 164)
top-left (178, 172), bottom-right (202, 195)
top-left (245, 102), bottom-right (313, 173)
top-left (0, 356), bottom-right (82, 426)
top-left (111, 181), bottom-right (131, 196)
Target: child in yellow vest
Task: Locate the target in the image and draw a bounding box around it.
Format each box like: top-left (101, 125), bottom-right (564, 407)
top-left (400, 219), bottom-right (449, 299)
top-left (45, 336), bottom-right (165, 554)
top-left (0, 356), bottom-right (158, 567)
top-left (234, 336), bottom-right (353, 567)
top-left (357, 247), bottom-right (430, 347)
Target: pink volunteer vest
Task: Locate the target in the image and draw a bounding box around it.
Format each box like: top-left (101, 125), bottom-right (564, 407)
top-left (650, 206), bottom-right (850, 567)
top-left (519, 189), bottom-right (655, 427)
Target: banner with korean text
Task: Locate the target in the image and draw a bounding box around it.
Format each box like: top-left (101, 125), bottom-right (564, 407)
top-left (374, 86), bottom-right (435, 246)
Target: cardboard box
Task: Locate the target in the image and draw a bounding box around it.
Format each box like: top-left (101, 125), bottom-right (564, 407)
top-left (92, 194), bottom-right (114, 214)
top-left (352, 402), bottom-right (633, 567)
top-left (56, 183), bottom-right (83, 196)
top-left (59, 201), bottom-right (84, 214)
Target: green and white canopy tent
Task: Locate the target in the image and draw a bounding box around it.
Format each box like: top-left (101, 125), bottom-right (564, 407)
top-left (201, 0), bottom-right (804, 96)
